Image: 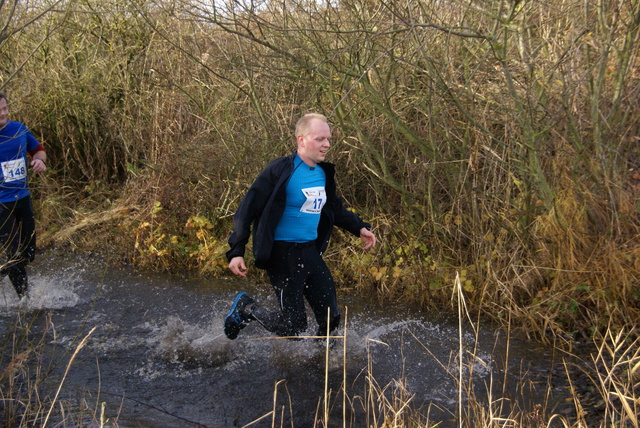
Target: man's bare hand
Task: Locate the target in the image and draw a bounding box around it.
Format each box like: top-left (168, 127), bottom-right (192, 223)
top-left (229, 256), bottom-right (247, 277)
top-left (31, 158), bottom-right (46, 174)
top-left (360, 227), bottom-right (377, 251)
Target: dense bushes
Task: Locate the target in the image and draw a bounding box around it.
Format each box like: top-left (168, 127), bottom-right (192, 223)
top-left (1, 0), bottom-right (639, 341)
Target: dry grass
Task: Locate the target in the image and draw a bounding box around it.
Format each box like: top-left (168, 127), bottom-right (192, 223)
top-left (1, 0), bottom-right (639, 423)
top-left (233, 275), bottom-right (638, 427)
top-left (0, 312), bottom-right (116, 427)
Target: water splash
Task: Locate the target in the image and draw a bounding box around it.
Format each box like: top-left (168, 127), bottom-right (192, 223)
top-left (0, 253), bottom-right (557, 427)
top-left (0, 272), bottom-right (80, 314)
top-left (155, 316), bottom-right (231, 367)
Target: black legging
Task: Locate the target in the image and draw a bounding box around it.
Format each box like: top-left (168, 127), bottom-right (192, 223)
top-left (252, 241), bottom-right (340, 337)
top-left (0, 195), bottom-right (36, 296)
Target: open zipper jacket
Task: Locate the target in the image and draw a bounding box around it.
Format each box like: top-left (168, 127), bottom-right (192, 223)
top-left (226, 152), bottom-right (371, 269)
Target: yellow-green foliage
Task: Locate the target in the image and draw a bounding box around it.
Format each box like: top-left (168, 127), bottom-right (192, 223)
top-left (132, 202), bottom-right (229, 274)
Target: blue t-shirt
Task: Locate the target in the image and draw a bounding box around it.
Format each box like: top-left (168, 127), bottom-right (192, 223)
top-left (274, 155), bottom-right (327, 242)
top-left (0, 121), bottom-right (40, 202)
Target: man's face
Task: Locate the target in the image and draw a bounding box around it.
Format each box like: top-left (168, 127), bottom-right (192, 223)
top-left (0, 98), bottom-right (8, 129)
top-left (297, 119), bottom-right (331, 166)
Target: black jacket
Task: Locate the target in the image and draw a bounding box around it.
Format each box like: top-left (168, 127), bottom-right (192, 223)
top-left (226, 152), bottom-right (371, 269)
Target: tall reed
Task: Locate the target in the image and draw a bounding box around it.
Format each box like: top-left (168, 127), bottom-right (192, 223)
top-left (0, 0), bottom-right (638, 348)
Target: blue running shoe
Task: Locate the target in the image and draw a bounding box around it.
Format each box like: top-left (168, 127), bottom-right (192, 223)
top-left (224, 292), bottom-right (255, 339)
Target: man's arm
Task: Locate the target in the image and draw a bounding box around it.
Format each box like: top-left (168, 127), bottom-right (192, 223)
top-left (333, 200), bottom-right (377, 251)
top-left (226, 176), bottom-right (274, 261)
top-left (28, 143), bottom-right (47, 174)
top-left (226, 157), bottom-right (287, 271)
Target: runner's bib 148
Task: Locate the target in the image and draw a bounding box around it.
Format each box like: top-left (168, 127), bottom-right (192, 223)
top-left (1, 158), bottom-right (27, 183)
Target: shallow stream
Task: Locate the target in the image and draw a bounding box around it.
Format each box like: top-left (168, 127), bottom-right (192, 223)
top-left (0, 251), bottom-right (567, 427)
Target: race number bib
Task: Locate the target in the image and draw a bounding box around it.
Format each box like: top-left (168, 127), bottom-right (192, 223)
top-left (300, 187), bottom-right (326, 214)
top-left (1, 158), bottom-right (27, 183)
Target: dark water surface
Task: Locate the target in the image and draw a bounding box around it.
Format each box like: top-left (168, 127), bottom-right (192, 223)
top-left (0, 251), bottom-right (564, 427)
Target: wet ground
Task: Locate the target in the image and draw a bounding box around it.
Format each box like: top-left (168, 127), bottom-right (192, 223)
top-left (0, 250), bottom-right (606, 427)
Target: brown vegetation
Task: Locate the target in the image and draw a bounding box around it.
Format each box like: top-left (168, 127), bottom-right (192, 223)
top-left (3, 0), bottom-right (639, 341)
top-left (1, 0), bottom-right (640, 423)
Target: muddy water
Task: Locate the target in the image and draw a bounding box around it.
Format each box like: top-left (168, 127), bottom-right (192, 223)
top-left (0, 251), bottom-right (560, 427)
